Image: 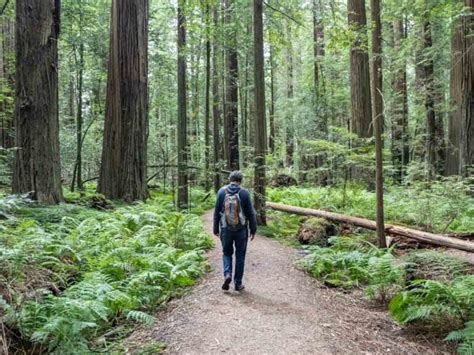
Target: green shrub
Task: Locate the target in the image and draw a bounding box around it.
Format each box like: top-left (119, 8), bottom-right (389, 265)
top-left (0, 194), bottom-right (213, 353)
top-left (267, 178), bottom-right (473, 233)
top-left (446, 321), bottom-right (474, 354)
top-left (403, 250), bottom-right (474, 282)
top-left (389, 276), bottom-right (474, 354)
top-left (258, 211), bottom-right (300, 245)
top-left (365, 253), bottom-right (405, 303)
top-left (298, 235), bottom-right (403, 296)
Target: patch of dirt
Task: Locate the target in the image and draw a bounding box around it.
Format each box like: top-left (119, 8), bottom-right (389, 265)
top-left (125, 210), bottom-right (453, 354)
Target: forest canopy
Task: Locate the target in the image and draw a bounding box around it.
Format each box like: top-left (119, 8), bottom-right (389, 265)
top-left (0, 0), bottom-right (472, 208)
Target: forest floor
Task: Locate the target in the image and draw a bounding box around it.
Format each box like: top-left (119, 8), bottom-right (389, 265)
top-left (125, 210), bottom-right (452, 354)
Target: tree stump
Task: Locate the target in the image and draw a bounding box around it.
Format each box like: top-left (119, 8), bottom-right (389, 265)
top-left (297, 217), bottom-right (337, 246)
top-left (270, 174), bottom-right (297, 187)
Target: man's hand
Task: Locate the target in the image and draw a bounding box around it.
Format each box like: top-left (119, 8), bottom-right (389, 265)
top-left (250, 234), bottom-right (255, 241)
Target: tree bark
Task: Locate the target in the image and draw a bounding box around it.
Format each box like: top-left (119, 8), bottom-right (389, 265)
top-left (98, 0), bottom-right (149, 202)
top-left (446, 11), bottom-right (463, 176)
top-left (312, 0), bottom-right (327, 184)
top-left (370, 0), bottom-right (385, 248)
top-left (13, 0), bottom-right (63, 204)
top-left (266, 202), bottom-right (474, 253)
top-left (0, 16), bottom-right (14, 149)
top-left (224, 0), bottom-right (239, 171)
top-left (212, 5), bottom-right (222, 192)
top-left (204, 4), bottom-right (211, 191)
top-left (73, 5), bottom-right (84, 191)
top-left (392, 19), bottom-right (409, 181)
top-left (269, 45), bottom-right (276, 154)
top-left (460, 0), bottom-right (474, 176)
top-left (176, 0), bottom-right (188, 209)
top-left (286, 25), bottom-right (294, 167)
top-left (422, 20), bottom-right (445, 178)
top-left (253, 0), bottom-right (266, 225)
top-left (312, 0), bottom-right (324, 92)
top-left (190, 35), bottom-right (202, 164)
top-left (348, 0), bottom-right (372, 138)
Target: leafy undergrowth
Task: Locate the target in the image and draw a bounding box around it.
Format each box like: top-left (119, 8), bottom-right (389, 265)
top-left (298, 233), bottom-right (474, 353)
top-left (258, 211), bottom-right (300, 246)
top-left (267, 178), bottom-right (473, 233)
top-left (263, 181), bottom-right (473, 352)
top-left (298, 234), bottom-right (405, 301)
top-left (0, 189), bottom-right (213, 353)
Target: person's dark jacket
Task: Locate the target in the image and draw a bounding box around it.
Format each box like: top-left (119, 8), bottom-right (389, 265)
top-left (213, 183), bottom-right (257, 236)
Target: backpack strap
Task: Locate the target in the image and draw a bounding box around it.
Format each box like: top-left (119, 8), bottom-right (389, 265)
top-left (223, 187), bottom-right (229, 215)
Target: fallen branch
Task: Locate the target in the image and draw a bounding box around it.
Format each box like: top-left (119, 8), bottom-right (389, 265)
top-left (266, 202), bottom-right (474, 253)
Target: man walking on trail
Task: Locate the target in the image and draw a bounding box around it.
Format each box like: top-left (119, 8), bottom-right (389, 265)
top-left (213, 171), bottom-right (257, 291)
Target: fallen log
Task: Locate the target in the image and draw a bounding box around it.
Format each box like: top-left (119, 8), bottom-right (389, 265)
top-left (266, 202), bottom-right (474, 253)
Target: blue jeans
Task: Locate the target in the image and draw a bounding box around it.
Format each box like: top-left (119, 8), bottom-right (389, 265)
top-left (220, 227), bottom-right (248, 286)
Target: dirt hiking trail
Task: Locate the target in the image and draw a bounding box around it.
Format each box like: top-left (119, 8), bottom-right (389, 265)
top-left (127, 210), bottom-right (450, 354)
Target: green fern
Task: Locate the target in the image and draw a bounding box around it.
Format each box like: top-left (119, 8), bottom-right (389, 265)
top-left (0, 191), bottom-right (213, 352)
top-left (298, 235), bottom-right (396, 289)
top-left (365, 252), bottom-right (405, 303)
top-left (126, 310), bottom-right (155, 325)
top-left (446, 321), bottom-right (474, 355)
top-left (389, 276), bottom-right (474, 353)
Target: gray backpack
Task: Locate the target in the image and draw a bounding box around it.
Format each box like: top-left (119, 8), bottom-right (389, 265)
top-left (221, 188), bottom-right (246, 228)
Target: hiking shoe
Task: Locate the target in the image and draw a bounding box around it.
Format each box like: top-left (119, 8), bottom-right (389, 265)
top-left (235, 284), bottom-right (245, 292)
top-left (222, 274), bottom-right (232, 291)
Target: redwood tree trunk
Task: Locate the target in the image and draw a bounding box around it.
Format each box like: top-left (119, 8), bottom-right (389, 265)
top-left (98, 0), bottom-right (149, 202)
top-left (370, 0), bottom-right (386, 248)
top-left (176, 0), bottom-right (188, 209)
top-left (253, 0), bottom-right (266, 225)
top-left (212, 5), bottom-right (221, 192)
top-left (392, 18), bottom-right (409, 181)
top-left (13, 0), bottom-right (63, 204)
top-left (286, 25), bottom-right (294, 167)
top-left (224, 0), bottom-right (239, 171)
top-left (204, 4), bottom-right (211, 191)
top-left (269, 45), bottom-right (276, 154)
top-left (422, 20), bottom-right (445, 178)
top-left (312, 0), bottom-right (327, 184)
top-left (348, 0), bottom-right (372, 138)
top-left (73, 36), bottom-right (84, 191)
top-left (446, 12), bottom-right (463, 176)
top-left (460, 0), bottom-right (474, 176)
top-left (0, 17), bottom-right (14, 149)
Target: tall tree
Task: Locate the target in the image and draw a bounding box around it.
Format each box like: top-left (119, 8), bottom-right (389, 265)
top-left (446, 8), bottom-right (463, 176)
top-left (312, 0), bottom-right (324, 96)
top-left (370, 0), bottom-right (386, 248)
top-left (71, 0), bottom-right (84, 192)
top-left (347, 0), bottom-right (372, 138)
top-left (224, 0), bottom-right (239, 170)
top-left (269, 45), bottom-right (276, 154)
top-left (286, 25), bottom-right (295, 167)
top-left (460, 0), bottom-right (474, 176)
top-left (177, 0), bottom-right (188, 209)
top-left (312, 0), bottom-right (327, 184)
top-left (392, 18), bottom-right (409, 181)
top-left (204, 3), bottom-right (211, 191)
top-left (0, 15), bottom-right (14, 149)
top-left (98, 0), bottom-right (149, 202)
top-left (212, 5), bottom-right (221, 192)
top-left (422, 19), bottom-right (445, 177)
top-left (13, 0), bottom-right (63, 204)
top-left (253, 0), bottom-right (266, 225)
